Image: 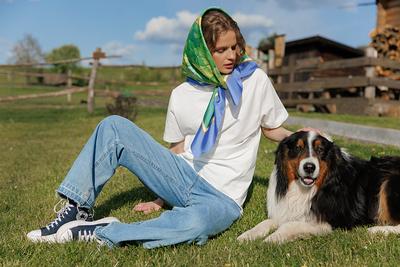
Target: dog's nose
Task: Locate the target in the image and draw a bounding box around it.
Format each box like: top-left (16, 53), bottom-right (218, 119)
top-left (303, 162), bottom-right (316, 174)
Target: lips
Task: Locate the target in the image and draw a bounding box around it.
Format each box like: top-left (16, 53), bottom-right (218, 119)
top-left (223, 63), bottom-right (234, 69)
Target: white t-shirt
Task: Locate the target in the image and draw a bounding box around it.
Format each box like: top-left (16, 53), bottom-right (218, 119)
top-left (163, 68), bottom-right (288, 207)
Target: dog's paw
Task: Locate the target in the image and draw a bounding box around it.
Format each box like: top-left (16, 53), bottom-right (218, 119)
top-left (264, 232), bottom-right (284, 244)
top-left (237, 231), bottom-right (256, 242)
top-left (367, 226), bottom-right (397, 235)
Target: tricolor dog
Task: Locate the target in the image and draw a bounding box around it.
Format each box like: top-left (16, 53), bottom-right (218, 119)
top-left (238, 131), bottom-right (400, 243)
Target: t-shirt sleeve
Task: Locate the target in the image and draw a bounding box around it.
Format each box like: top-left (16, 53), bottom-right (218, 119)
top-left (163, 91), bottom-right (185, 143)
top-left (260, 76), bottom-right (289, 129)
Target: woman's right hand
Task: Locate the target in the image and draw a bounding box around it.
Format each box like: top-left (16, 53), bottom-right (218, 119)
top-left (133, 198), bottom-right (164, 214)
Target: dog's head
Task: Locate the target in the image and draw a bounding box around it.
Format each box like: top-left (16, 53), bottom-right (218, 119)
top-left (274, 131), bottom-right (338, 197)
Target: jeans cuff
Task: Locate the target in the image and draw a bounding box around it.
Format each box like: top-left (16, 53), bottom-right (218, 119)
top-left (57, 181), bottom-right (94, 208)
top-left (94, 226), bottom-right (116, 248)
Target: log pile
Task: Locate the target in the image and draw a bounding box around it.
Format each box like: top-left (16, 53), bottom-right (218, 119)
top-left (370, 25), bottom-right (400, 80)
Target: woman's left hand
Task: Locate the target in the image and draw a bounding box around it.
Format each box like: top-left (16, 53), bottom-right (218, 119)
top-left (133, 198), bottom-right (164, 214)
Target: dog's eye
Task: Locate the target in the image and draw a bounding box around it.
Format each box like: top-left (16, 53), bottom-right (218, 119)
top-left (294, 146), bottom-right (303, 153)
top-left (315, 146), bottom-right (324, 155)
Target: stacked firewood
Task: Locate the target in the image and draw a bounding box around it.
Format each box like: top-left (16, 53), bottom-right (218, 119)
top-left (370, 25), bottom-right (400, 80)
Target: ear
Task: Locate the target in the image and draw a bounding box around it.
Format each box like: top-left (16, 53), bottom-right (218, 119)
top-left (324, 143), bottom-right (354, 186)
top-left (274, 137), bottom-right (289, 199)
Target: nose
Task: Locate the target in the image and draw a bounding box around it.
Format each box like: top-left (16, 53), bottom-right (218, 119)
top-left (227, 48), bottom-right (235, 59)
top-left (303, 162), bottom-right (316, 174)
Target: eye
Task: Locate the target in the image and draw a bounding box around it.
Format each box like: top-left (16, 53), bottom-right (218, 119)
top-left (315, 146), bottom-right (324, 155)
top-left (215, 48), bottom-right (226, 54)
top-left (294, 145), bottom-right (304, 153)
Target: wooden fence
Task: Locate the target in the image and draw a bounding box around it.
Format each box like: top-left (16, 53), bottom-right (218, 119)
top-left (268, 56), bottom-right (400, 116)
top-left (0, 48), bottom-right (124, 113)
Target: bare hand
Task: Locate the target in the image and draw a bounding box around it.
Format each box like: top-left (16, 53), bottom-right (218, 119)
top-left (133, 198), bottom-right (164, 214)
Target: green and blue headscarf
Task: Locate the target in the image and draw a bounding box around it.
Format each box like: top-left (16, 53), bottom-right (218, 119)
top-left (182, 7), bottom-right (258, 157)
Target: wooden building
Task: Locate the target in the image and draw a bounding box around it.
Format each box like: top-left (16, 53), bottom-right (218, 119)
top-left (377, 0), bottom-right (400, 31)
top-left (258, 35), bottom-right (400, 116)
top-left (259, 35), bottom-right (364, 84)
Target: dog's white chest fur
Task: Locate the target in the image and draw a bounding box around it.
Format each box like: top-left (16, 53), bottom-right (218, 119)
top-left (267, 166), bottom-right (318, 225)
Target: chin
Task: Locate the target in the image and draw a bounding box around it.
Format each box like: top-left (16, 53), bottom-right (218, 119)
top-left (220, 69), bottom-right (233, 75)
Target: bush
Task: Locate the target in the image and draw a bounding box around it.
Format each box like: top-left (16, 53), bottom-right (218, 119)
top-left (106, 95), bottom-right (138, 121)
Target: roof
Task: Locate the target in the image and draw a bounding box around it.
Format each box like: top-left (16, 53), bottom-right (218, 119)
top-left (259, 35), bottom-right (364, 58)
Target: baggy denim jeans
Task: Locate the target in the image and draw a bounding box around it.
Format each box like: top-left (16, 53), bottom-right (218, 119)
top-left (57, 115), bottom-right (241, 249)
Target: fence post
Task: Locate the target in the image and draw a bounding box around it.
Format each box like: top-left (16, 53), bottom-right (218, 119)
top-left (364, 47), bottom-right (377, 99)
top-left (87, 48), bottom-right (106, 113)
top-left (67, 69), bottom-right (72, 103)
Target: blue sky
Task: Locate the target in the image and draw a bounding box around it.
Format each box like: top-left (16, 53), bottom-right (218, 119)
top-left (0, 0), bottom-right (375, 66)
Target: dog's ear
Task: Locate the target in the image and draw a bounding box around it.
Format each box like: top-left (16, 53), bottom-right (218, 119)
top-left (274, 135), bottom-right (290, 164)
top-left (274, 136), bottom-right (290, 199)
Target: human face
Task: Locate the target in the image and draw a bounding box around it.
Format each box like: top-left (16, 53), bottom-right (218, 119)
top-left (211, 30), bottom-right (238, 75)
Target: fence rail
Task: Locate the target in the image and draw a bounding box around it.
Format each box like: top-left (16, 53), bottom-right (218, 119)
top-left (268, 57), bottom-right (400, 75)
top-left (269, 55), bottom-right (400, 116)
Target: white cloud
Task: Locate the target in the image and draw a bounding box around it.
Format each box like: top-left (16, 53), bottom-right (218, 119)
top-left (231, 12), bottom-right (274, 47)
top-left (134, 11), bottom-right (197, 43)
top-left (232, 12), bottom-right (273, 29)
top-left (101, 41), bottom-right (136, 65)
top-left (134, 9), bottom-right (275, 47)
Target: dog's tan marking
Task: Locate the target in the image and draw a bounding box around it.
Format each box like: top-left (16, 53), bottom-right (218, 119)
top-left (296, 139), bottom-right (305, 149)
top-left (315, 160), bottom-right (328, 188)
top-left (313, 140), bottom-right (322, 155)
top-left (377, 180), bottom-right (398, 225)
top-left (286, 158), bottom-right (298, 184)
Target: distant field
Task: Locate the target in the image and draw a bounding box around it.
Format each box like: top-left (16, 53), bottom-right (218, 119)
top-left (1, 86), bottom-right (400, 265)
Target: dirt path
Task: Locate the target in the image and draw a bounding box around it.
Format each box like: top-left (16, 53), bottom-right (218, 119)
top-left (285, 116), bottom-right (400, 147)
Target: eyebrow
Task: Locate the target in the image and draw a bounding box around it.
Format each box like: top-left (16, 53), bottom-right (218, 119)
top-left (214, 44), bottom-right (237, 50)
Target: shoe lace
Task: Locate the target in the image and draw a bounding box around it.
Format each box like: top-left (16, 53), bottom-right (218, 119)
top-left (45, 199), bottom-right (73, 230)
top-left (77, 229), bottom-right (96, 242)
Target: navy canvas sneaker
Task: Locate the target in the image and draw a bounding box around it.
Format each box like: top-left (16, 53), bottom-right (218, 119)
top-left (56, 217), bottom-right (119, 243)
top-left (27, 200), bottom-right (93, 243)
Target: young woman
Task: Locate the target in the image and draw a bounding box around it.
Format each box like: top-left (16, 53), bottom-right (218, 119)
top-left (27, 7), bottom-right (293, 249)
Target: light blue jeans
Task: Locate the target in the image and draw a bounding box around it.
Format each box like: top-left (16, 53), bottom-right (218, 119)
top-left (57, 115), bottom-right (241, 249)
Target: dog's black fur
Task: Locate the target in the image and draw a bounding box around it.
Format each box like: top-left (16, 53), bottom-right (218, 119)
top-left (276, 131), bottom-right (400, 229)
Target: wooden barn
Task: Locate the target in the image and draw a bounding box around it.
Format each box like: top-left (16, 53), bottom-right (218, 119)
top-left (259, 35), bottom-right (365, 84)
top-left (259, 31), bottom-right (400, 116)
top-left (376, 0), bottom-right (400, 30)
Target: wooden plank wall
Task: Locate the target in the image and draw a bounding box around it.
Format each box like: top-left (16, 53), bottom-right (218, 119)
top-left (377, 0), bottom-right (400, 30)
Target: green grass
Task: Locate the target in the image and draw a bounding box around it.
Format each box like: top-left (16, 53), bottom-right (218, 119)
top-left (1, 91), bottom-right (400, 266)
top-left (0, 101), bottom-right (400, 266)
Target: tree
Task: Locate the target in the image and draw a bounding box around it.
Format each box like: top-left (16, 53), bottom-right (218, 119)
top-left (10, 34), bottom-right (44, 64)
top-left (46, 44), bottom-right (81, 73)
top-left (258, 32), bottom-right (279, 51)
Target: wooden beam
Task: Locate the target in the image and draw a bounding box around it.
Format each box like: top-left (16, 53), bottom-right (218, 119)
top-left (282, 98), bottom-right (340, 106)
top-left (0, 87), bottom-right (87, 102)
top-left (268, 57), bottom-right (400, 76)
top-left (274, 76), bottom-right (369, 92)
top-left (370, 77), bottom-right (400, 89)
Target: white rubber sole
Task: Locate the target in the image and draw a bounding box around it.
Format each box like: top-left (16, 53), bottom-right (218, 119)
top-left (56, 217), bottom-right (120, 243)
top-left (26, 230), bottom-right (57, 243)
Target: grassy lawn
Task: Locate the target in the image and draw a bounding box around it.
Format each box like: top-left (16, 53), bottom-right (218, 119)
top-left (1, 90), bottom-right (400, 266)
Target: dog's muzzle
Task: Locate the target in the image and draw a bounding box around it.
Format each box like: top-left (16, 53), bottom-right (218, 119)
top-left (298, 158), bottom-right (320, 187)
